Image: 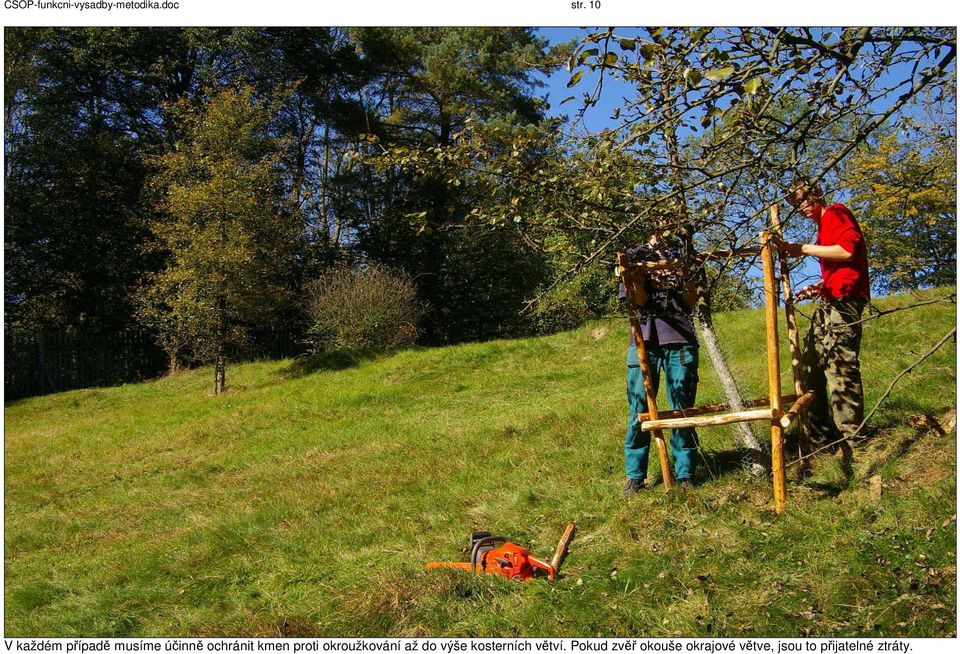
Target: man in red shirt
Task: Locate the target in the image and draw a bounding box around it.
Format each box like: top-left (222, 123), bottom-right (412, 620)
top-left (779, 177), bottom-right (871, 476)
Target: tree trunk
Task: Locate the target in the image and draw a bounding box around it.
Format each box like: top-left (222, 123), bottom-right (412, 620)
top-left (697, 300), bottom-right (768, 473)
top-left (651, 48), bottom-right (768, 474)
top-left (167, 351), bottom-right (182, 375)
top-left (214, 354), bottom-right (226, 395)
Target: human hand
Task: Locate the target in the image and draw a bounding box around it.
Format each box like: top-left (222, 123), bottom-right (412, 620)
top-left (771, 235), bottom-right (804, 257)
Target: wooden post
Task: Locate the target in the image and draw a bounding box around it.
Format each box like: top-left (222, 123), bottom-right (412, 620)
top-left (761, 232), bottom-right (786, 513)
top-left (618, 253), bottom-right (674, 489)
top-left (770, 204), bottom-right (812, 470)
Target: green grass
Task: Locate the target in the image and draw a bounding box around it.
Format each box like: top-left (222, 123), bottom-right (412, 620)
top-left (4, 288), bottom-right (956, 637)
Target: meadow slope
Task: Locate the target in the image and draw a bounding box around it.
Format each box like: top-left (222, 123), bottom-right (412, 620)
top-left (4, 289), bottom-right (957, 637)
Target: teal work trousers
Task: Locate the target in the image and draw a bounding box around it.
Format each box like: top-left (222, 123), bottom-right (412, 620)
top-left (625, 344), bottom-right (700, 482)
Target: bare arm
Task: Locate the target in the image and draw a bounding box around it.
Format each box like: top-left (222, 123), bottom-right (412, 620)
top-left (775, 237), bottom-right (854, 261)
top-left (624, 268), bottom-right (648, 307)
top-left (796, 243), bottom-right (854, 261)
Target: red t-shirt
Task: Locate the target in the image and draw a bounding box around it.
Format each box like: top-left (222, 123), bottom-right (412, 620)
top-left (817, 203), bottom-right (870, 301)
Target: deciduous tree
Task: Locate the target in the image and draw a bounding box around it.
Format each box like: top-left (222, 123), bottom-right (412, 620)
top-left (140, 86), bottom-right (296, 393)
top-left (843, 124), bottom-right (956, 291)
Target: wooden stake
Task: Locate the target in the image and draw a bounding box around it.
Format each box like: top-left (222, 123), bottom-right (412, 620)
top-left (642, 408), bottom-right (774, 432)
top-left (639, 395), bottom-right (798, 422)
top-left (761, 232), bottom-right (786, 514)
top-left (779, 390), bottom-right (817, 430)
top-left (770, 204), bottom-right (813, 470)
top-left (618, 253), bottom-right (673, 490)
top-left (550, 522), bottom-right (577, 574)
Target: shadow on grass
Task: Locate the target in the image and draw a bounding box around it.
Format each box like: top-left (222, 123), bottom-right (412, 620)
top-left (801, 478), bottom-right (848, 498)
top-left (276, 347), bottom-right (396, 380)
top-left (698, 447), bottom-right (769, 482)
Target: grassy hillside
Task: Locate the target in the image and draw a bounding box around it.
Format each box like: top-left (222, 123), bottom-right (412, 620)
top-left (4, 288), bottom-right (956, 637)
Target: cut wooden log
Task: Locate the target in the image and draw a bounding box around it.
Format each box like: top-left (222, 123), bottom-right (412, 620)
top-left (779, 391), bottom-right (816, 429)
top-left (642, 407), bottom-right (775, 432)
top-left (550, 521), bottom-right (577, 574)
top-left (638, 395), bottom-right (798, 422)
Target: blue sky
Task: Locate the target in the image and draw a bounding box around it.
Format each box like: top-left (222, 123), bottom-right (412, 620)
top-left (537, 27), bottom-right (640, 132)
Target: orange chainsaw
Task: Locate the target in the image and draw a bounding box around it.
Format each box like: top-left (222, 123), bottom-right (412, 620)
top-left (426, 527), bottom-right (575, 582)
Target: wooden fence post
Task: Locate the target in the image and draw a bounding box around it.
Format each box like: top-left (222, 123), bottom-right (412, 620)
top-left (770, 204), bottom-right (813, 472)
top-left (760, 232), bottom-right (786, 514)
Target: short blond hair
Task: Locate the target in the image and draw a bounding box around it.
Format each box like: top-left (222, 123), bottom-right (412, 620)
top-left (787, 176), bottom-right (825, 207)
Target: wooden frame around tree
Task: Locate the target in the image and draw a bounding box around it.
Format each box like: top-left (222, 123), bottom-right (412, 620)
top-left (616, 205), bottom-right (814, 514)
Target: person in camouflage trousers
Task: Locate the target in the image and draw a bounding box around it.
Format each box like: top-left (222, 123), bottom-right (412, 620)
top-left (778, 176), bottom-right (871, 475)
top-left (801, 297), bottom-right (866, 448)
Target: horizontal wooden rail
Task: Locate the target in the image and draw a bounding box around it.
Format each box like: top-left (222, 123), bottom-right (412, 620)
top-left (638, 395), bottom-right (797, 422)
top-left (625, 258), bottom-right (684, 271)
top-left (622, 247), bottom-right (768, 272)
top-left (779, 390), bottom-right (816, 429)
top-left (701, 246), bottom-right (765, 259)
top-left (642, 408), bottom-right (776, 432)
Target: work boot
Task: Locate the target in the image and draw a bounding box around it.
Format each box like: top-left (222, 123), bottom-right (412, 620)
top-left (676, 479), bottom-right (695, 490)
top-left (621, 478), bottom-right (645, 498)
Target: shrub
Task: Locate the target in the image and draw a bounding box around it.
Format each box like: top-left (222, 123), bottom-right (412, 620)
top-left (577, 259), bottom-right (621, 317)
top-left (305, 264), bottom-right (425, 351)
top-left (526, 282), bottom-right (593, 336)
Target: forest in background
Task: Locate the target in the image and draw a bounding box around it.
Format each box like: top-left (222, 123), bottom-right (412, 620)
top-left (4, 27), bottom-right (956, 396)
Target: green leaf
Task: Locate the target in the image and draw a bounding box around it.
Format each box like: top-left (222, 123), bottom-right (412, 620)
top-left (577, 48), bottom-right (599, 65)
top-left (705, 66), bottom-right (735, 81)
top-left (701, 106), bottom-right (723, 127)
top-left (602, 52), bottom-right (619, 66)
top-left (743, 77), bottom-right (763, 95)
top-left (559, 96), bottom-right (576, 105)
top-left (619, 38), bottom-right (636, 51)
top-left (684, 68), bottom-right (703, 86)
top-left (566, 70), bottom-right (584, 88)
top-left (689, 27), bottom-right (710, 43)
top-left (639, 43), bottom-right (659, 61)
